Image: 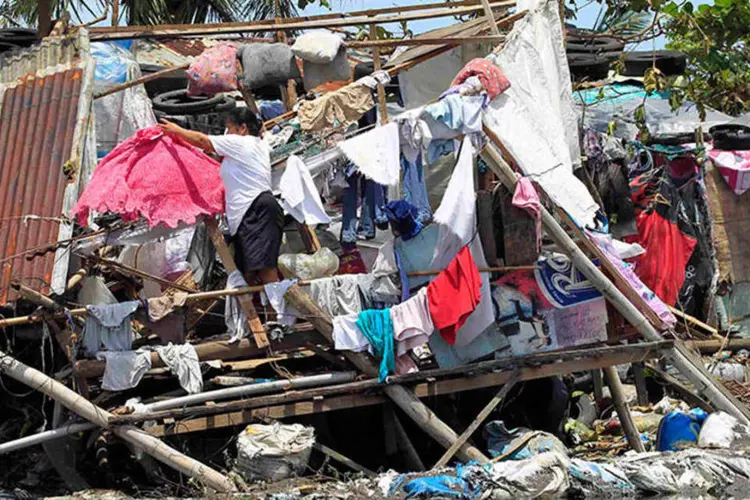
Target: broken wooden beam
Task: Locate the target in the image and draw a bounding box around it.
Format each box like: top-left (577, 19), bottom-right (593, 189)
top-left (688, 338), bottom-right (750, 354)
top-left (204, 217), bottom-right (269, 348)
top-left (313, 442), bottom-right (376, 477)
top-left (433, 371), bottom-right (519, 468)
top-left (0, 349), bottom-right (235, 492)
top-left (604, 365), bottom-right (645, 452)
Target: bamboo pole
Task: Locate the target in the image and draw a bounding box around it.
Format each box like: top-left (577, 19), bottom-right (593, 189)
top-left (88, 1), bottom-right (515, 40)
top-left (0, 350), bottom-right (236, 492)
top-left (481, 0), bottom-right (502, 36)
top-left (283, 283), bottom-right (489, 463)
top-left (347, 35), bottom-right (506, 49)
top-left (313, 443), bottom-right (376, 477)
top-left (94, 63), bottom-right (189, 100)
top-left (0, 265), bottom-right (532, 329)
top-left (604, 365), bottom-right (645, 452)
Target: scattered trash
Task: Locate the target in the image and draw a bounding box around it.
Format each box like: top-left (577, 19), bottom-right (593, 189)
top-left (484, 421), bottom-right (568, 460)
top-left (656, 408), bottom-right (707, 451)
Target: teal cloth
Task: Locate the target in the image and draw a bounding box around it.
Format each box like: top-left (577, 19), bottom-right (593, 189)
top-left (356, 309), bottom-right (395, 382)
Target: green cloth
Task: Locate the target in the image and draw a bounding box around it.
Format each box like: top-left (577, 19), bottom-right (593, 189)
top-left (356, 309), bottom-right (395, 382)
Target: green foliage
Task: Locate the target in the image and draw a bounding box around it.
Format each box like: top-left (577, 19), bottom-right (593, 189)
top-left (660, 0), bottom-right (750, 117)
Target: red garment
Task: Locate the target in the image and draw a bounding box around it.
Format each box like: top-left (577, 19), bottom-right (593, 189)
top-left (427, 246), bottom-right (482, 345)
top-left (451, 58), bottom-right (511, 100)
top-left (72, 126), bottom-right (224, 228)
top-left (634, 210), bottom-right (697, 306)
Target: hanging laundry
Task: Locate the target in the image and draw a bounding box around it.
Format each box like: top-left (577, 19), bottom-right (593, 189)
top-left (340, 170), bottom-right (387, 244)
top-left (225, 270), bottom-right (250, 343)
top-left (280, 155), bottom-right (332, 226)
top-left (383, 200), bottom-right (423, 241)
top-left (186, 42), bottom-right (238, 97)
top-left (83, 301), bottom-right (141, 355)
top-left (356, 309), bottom-right (395, 382)
top-left (422, 94), bottom-right (485, 137)
top-left (97, 350), bottom-right (152, 391)
top-left (147, 292), bottom-right (189, 322)
top-left (309, 274), bottom-right (371, 317)
top-left (401, 154), bottom-right (432, 224)
top-left (390, 287), bottom-right (434, 359)
top-left (433, 137), bottom-right (477, 251)
top-left (339, 122), bottom-right (401, 186)
top-left (297, 82), bottom-right (374, 132)
top-left (427, 246), bottom-right (482, 346)
top-left (154, 343), bottom-right (203, 394)
top-left (332, 313), bottom-right (370, 353)
top-left (512, 175), bottom-right (542, 252)
top-left (262, 279), bottom-right (299, 326)
top-left (451, 58), bottom-right (511, 100)
top-left (587, 230), bottom-right (676, 327)
top-left (71, 126), bottom-right (224, 228)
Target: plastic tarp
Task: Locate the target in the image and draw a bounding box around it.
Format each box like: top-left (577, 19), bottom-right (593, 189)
top-left (91, 42), bottom-right (156, 159)
top-left (483, 0), bottom-right (598, 228)
top-left (575, 84), bottom-right (733, 141)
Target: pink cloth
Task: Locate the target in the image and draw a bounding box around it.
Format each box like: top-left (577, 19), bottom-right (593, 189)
top-left (512, 175), bottom-right (542, 252)
top-left (187, 42), bottom-right (238, 97)
top-left (72, 126), bottom-right (225, 228)
top-left (451, 58), bottom-right (510, 100)
top-left (709, 148), bottom-right (750, 195)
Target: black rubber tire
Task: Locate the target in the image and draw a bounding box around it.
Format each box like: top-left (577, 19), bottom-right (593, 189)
top-left (710, 124), bottom-right (750, 151)
top-left (622, 50), bottom-right (687, 77)
top-left (567, 54), bottom-right (611, 81)
top-left (152, 89), bottom-right (226, 115)
top-left (139, 63), bottom-right (189, 98)
top-left (0, 28), bottom-right (37, 47)
top-left (566, 35), bottom-right (624, 54)
top-left (0, 41), bottom-right (21, 54)
top-left (212, 95), bottom-right (237, 113)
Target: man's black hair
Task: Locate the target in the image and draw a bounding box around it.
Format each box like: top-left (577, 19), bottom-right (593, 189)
top-left (225, 107), bottom-right (262, 137)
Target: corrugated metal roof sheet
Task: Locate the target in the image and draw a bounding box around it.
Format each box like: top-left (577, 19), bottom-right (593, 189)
top-left (0, 29), bottom-right (95, 304)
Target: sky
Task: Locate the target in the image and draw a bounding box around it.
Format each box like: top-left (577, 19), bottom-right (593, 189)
top-left (77, 0), bottom-right (712, 50)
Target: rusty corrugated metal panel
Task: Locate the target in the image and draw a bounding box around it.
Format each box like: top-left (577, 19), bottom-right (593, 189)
top-left (0, 29), bottom-right (94, 305)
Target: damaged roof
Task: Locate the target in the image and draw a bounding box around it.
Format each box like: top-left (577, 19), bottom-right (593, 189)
top-left (0, 29), bottom-right (95, 305)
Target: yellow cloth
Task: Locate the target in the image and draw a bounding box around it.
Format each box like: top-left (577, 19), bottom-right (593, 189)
top-left (297, 82), bottom-right (374, 132)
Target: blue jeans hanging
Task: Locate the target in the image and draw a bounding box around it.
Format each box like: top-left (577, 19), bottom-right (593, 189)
top-left (402, 153), bottom-right (432, 224)
top-left (341, 171), bottom-right (388, 244)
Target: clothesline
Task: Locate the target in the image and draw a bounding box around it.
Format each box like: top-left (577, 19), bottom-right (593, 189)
top-left (0, 265), bottom-right (535, 328)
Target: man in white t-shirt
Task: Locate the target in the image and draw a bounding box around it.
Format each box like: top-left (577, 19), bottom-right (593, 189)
top-left (159, 108), bottom-right (283, 285)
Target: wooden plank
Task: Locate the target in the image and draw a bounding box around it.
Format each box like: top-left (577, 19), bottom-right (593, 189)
top-left (370, 24), bottom-right (388, 125)
top-left (481, 0), bottom-right (503, 35)
top-left (347, 35), bottom-right (507, 48)
top-left (204, 218), bottom-right (269, 348)
top-left (434, 371), bottom-right (519, 468)
top-left (145, 344), bottom-right (664, 437)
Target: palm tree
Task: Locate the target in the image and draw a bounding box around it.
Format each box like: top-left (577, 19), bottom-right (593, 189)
top-left (2, 0), bottom-right (318, 28)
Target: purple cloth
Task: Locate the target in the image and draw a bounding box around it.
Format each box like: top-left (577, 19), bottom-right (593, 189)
top-left (587, 230), bottom-right (676, 327)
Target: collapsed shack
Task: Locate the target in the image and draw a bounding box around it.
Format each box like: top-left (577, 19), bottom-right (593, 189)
top-left (1, 0), bottom-right (750, 497)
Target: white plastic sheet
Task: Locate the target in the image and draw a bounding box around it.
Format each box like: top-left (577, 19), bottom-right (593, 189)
top-left (483, 0), bottom-right (599, 227)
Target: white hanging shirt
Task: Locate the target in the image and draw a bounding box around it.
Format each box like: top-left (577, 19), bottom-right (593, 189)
top-left (280, 155), bottom-right (331, 226)
top-left (339, 122), bottom-right (401, 186)
top-left (209, 134), bottom-right (272, 235)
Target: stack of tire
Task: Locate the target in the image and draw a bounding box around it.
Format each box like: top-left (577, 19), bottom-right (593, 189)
top-left (0, 28), bottom-right (37, 55)
top-left (565, 26), bottom-right (687, 82)
top-left (140, 63), bottom-right (236, 134)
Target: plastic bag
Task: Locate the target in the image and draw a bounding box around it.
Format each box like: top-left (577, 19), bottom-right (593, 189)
top-left (698, 411), bottom-right (741, 449)
top-left (235, 422), bottom-right (315, 482)
top-left (291, 31), bottom-right (343, 64)
top-left (656, 408), bottom-right (707, 451)
top-left (238, 43), bottom-right (300, 90)
top-left (187, 42), bottom-right (238, 97)
top-left (278, 247), bottom-right (340, 281)
top-left (484, 421), bottom-right (568, 460)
